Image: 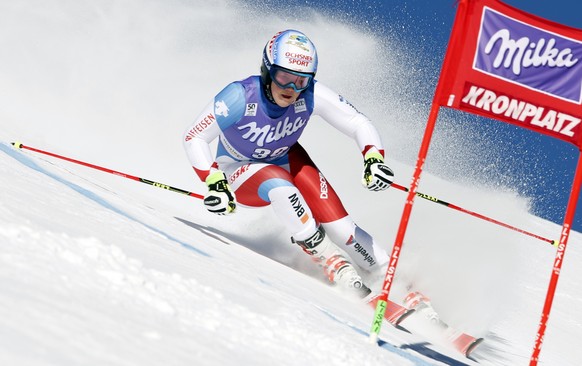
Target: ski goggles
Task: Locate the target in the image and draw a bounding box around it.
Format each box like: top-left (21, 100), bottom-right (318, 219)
top-left (270, 66), bottom-right (313, 92)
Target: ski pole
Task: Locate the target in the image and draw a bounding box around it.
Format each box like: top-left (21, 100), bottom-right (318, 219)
top-left (11, 141), bottom-right (204, 200)
top-left (390, 182), bottom-right (557, 246)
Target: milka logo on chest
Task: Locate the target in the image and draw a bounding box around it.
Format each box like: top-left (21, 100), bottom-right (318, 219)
top-left (238, 116), bottom-right (307, 147)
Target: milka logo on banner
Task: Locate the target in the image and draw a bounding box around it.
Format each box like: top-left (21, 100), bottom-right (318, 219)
top-left (474, 8), bottom-right (582, 104)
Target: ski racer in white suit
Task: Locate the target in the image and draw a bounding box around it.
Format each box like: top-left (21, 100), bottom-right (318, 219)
top-left (183, 29), bottom-right (394, 298)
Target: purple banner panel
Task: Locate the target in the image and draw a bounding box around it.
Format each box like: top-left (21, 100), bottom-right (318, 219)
top-left (474, 7), bottom-right (582, 104)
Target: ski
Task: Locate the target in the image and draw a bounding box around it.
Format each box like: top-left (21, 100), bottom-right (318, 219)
top-left (403, 291), bottom-right (484, 358)
top-left (448, 330), bottom-right (484, 357)
top-left (366, 293), bottom-right (415, 326)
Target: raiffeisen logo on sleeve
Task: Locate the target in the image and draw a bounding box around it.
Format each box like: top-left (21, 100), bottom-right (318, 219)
top-left (474, 7), bottom-right (582, 104)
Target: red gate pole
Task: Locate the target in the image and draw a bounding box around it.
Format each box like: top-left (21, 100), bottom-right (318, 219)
top-left (530, 150), bottom-right (582, 365)
top-left (369, 101), bottom-right (441, 343)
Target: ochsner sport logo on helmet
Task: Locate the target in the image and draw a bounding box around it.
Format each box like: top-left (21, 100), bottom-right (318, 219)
top-left (474, 8), bottom-right (582, 104)
top-left (285, 51), bottom-right (314, 68)
top-left (269, 30), bottom-right (317, 73)
top-left (283, 33), bottom-right (315, 70)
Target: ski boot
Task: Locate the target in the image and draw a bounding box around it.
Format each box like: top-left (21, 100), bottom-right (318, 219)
top-left (324, 253), bottom-right (372, 298)
top-left (294, 226), bottom-right (371, 299)
top-left (403, 291), bottom-right (441, 324)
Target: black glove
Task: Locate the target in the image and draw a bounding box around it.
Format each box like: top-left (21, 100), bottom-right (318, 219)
top-left (204, 170), bottom-right (236, 215)
top-left (362, 152), bottom-right (394, 191)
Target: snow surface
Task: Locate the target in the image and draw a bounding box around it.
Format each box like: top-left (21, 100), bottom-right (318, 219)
top-left (0, 1), bottom-right (580, 365)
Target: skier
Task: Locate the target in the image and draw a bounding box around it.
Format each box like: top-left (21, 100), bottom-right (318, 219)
top-left (183, 29), bottom-right (394, 298)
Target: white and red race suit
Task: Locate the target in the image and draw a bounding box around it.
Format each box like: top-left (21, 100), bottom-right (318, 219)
top-left (183, 76), bottom-right (389, 272)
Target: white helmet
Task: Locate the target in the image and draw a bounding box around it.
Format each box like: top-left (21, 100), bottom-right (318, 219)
top-left (260, 29), bottom-right (318, 92)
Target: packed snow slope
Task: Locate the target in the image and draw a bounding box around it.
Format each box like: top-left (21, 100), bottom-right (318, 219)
top-left (0, 1), bottom-right (580, 365)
